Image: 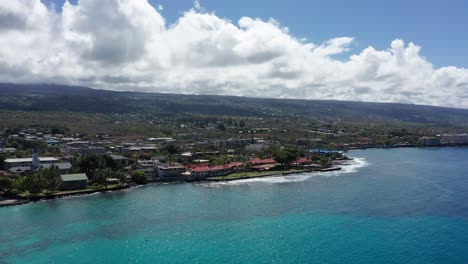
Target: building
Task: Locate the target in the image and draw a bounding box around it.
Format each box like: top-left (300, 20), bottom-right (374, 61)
top-left (245, 144), bottom-right (270, 152)
top-left (155, 165), bottom-right (187, 181)
top-left (60, 173), bottom-right (89, 191)
top-left (213, 138), bottom-right (251, 148)
top-left (0, 148), bottom-right (16, 154)
top-left (309, 149), bottom-right (343, 156)
top-left (66, 146), bottom-right (107, 155)
top-left (110, 155), bottom-right (130, 166)
top-left (41, 162), bottom-right (72, 174)
top-left (4, 157), bottom-right (59, 170)
top-left (189, 162), bottom-right (244, 179)
top-left (440, 134), bottom-right (468, 145)
top-left (418, 137), bottom-right (441, 147)
top-left (293, 158), bottom-right (315, 166)
top-left (248, 158), bottom-right (278, 171)
top-left (46, 139), bottom-right (61, 146)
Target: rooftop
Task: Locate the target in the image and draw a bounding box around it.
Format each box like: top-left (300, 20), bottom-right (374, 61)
top-left (5, 157), bottom-right (59, 163)
top-left (61, 173), bottom-right (88, 182)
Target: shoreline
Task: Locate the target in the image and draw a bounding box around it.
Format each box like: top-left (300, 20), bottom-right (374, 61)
top-left (345, 143), bottom-right (468, 151)
top-left (0, 184), bottom-right (135, 207)
top-left (3, 146), bottom-right (468, 208)
top-left (0, 164), bottom-right (348, 207)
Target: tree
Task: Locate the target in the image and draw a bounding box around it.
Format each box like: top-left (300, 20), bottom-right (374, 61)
top-left (273, 147), bottom-right (300, 167)
top-left (115, 170), bottom-right (127, 185)
top-left (239, 120), bottom-right (246, 128)
top-left (213, 156), bottom-right (231, 166)
top-left (74, 155), bottom-right (101, 180)
top-left (11, 176), bottom-right (27, 194)
top-left (318, 157), bottom-right (332, 168)
top-left (0, 176), bottom-right (12, 192)
top-left (24, 171), bottom-right (44, 194)
top-left (217, 123), bottom-right (226, 131)
top-left (0, 154), bottom-right (6, 170)
top-left (131, 171), bottom-right (147, 185)
top-left (162, 144), bottom-right (180, 155)
top-left (43, 166), bottom-right (61, 193)
top-left (95, 168), bottom-right (111, 189)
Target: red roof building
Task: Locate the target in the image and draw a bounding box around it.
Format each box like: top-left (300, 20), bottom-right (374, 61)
top-left (248, 158), bottom-right (277, 166)
top-left (294, 158), bottom-right (314, 165)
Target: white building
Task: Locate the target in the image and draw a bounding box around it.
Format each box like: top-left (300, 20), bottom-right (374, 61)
top-left (5, 157), bottom-right (59, 169)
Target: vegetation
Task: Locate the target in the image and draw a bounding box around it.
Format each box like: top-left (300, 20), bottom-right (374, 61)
top-left (273, 147), bottom-right (301, 167)
top-left (131, 171), bottom-right (147, 185)
top-left (8, 166), bottom-right (61, 195)
top-left (2, 83), bottom-right (468, 129)
top-left (0, 176), bottom-right (13, 192)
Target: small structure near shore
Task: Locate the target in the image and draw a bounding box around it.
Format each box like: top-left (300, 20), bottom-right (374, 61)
top-left (60, 173), bottom-right (89, 191)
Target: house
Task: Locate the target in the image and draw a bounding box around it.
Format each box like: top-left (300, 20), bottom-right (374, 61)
top-left (60, 173), bottom-right (89, 191)
top-left (110, 155), bottom-right (130, 166)
top-left (46, 139), bottom-right (61, 146)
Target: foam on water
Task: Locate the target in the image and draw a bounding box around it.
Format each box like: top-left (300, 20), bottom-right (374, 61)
top-left (198, 157), bottom-right (369, 188)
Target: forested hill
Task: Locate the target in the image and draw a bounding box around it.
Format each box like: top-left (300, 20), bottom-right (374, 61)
top-left (1, 83), bottom-right (468, 126)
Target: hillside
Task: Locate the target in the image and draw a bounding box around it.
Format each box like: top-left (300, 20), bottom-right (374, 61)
top-left (1, 83), bottom-right (468, 126)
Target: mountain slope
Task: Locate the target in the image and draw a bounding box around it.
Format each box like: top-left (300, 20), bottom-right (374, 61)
top-left (1, 83), bottom-right (468, 126)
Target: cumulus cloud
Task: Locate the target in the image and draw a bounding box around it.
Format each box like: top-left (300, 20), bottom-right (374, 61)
top-left (0, 0), bottom-right (467, 108)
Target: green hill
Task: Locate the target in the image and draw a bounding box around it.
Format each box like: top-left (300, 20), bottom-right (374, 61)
top-left (1, 83), bottom-right (468, 126)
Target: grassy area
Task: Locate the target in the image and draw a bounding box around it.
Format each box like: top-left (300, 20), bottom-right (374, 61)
top-left (208, 169), bottom-right (308, 181)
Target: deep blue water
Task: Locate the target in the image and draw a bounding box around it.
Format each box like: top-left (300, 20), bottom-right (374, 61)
top-left (1, 148), bottom-right (468, 264)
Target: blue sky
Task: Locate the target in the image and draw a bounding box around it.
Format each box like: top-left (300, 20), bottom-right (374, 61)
top-left (42, 0), bottom-right (468, 68)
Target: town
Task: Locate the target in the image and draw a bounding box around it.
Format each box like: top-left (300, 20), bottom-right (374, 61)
top-left (1, 122), bottom-right (468, 207)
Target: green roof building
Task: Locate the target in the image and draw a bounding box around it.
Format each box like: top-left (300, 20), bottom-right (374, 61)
top-left (60, 173), bottom-right (89, 191)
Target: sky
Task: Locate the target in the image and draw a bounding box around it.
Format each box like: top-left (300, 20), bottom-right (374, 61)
top-left (1, 0), bottom-right (468, 108)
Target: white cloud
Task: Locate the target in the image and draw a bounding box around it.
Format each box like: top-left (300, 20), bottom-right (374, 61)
top-left (0, 0), bottom-right (467, 108)
top-left (193, 0), bottom-right (201, 10)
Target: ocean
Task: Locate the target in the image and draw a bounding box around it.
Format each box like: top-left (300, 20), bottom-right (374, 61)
top-left (1, 147), bottom-right (468, 263)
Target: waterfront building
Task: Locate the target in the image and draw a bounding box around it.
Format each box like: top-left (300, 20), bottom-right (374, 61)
top-left (189, 162), bottom-right (244, 179)
top-left (418, 137), bottom-right (441, 146)
top-left (60, 173), bottom-right (89, 191)
top-left (440, 134), bottom-right (468, 145)
top-left (309, 149), bottom-right (343, 156)
top-left (156, 164), bottom-right (187, 181)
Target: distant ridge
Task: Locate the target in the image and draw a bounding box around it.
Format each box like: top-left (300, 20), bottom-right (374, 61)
top-left (1, 83), bottom-right (468, 126)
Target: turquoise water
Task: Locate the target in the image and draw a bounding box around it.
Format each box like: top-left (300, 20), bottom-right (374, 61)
top-left (1, 148), bottom-right (468, 263)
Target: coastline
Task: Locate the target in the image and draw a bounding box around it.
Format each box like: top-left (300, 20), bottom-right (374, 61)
top-left (0, 184), bottom-right (134, 208)
top-left (0, 163), bottom-right (349, 207)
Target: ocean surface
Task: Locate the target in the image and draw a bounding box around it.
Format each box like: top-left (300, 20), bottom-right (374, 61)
top-left (1, 148), bottom-right (468, 264)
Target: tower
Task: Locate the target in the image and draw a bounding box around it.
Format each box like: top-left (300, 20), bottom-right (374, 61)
top-left (31, 146), bottom-right (40, 170)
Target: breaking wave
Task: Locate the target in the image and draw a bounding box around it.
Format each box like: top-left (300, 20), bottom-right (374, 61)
top-left (197, 157), bottom-right (369, 188)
